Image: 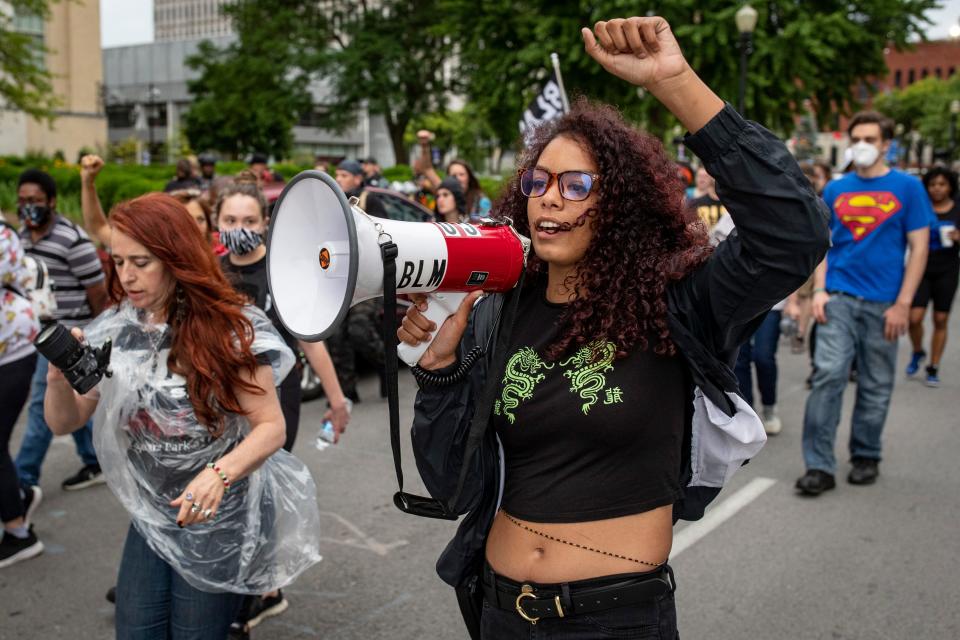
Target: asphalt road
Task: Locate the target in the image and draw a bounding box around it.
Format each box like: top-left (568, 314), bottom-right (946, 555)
top-left (2, 314), bottom-right (959, 640)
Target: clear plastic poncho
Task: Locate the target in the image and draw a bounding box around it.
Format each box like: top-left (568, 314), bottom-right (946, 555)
top-left (84, 301), bottom-right (321, 594)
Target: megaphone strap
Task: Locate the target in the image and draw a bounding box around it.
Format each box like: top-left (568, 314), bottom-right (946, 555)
top-left (381, 239), bottom-right (457, 521)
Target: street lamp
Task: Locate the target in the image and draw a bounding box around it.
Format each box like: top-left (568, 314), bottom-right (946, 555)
top-left (909, 129), bottom-right (922, 167)
top-left (894, 122), bottom-right (905, 167)
top-left (735, 4), bottom-right (759, 116)
top-left (145, 83), bottom-right (161, 163)
top-left (950, 99), bottom-right (960, 161)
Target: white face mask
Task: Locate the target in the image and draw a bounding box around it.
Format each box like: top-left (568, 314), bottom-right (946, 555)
top-left (850, 141), bottom-right (880, 169)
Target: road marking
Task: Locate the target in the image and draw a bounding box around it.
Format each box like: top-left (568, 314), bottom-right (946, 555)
top-left (672, 476), bottom-right (776, 558)
top-left (317, 510), bottom-right (409, 556)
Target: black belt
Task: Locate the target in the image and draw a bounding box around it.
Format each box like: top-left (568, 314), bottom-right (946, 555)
top-left (481, 563), bottom-right (675, 625)
top-left (827, 290), bottom-right (869, 302)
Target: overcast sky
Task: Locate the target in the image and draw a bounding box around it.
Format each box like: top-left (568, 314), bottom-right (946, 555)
top-left (101, 0), bottom-right (960, 48)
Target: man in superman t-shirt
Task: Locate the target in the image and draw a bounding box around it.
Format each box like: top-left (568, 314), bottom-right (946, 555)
top-left (797, 111), bottom-right (933, 497)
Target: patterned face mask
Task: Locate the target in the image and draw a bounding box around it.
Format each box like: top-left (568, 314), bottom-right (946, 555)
top-left (18, 203), bottom-right (52, 228)
top-left (220, 227), bottom-right (263, 255)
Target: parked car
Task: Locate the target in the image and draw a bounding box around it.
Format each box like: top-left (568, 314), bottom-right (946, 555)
top-left (263, 180), bottom-right (434, 223)
top-left (366, 187), bottom-right (434, 222)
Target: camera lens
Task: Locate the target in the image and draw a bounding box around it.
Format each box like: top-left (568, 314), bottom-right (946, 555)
top-left (34, 323), bottom-right (85, 371)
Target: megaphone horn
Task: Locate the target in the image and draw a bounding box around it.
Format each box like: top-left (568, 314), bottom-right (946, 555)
top-left (266, 171), bottom-right (530, 366)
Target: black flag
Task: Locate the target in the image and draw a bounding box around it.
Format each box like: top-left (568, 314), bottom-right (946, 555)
top-left (518, 71), bottom-right (567, 145)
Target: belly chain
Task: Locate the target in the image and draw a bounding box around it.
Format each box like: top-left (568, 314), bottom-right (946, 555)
top-left (501, 511), bottom-right (665, 569)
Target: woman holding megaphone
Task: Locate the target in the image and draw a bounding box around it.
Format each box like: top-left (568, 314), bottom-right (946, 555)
top-left (399, 16), bottom-right (830, 638)
top-left (42, 193), bottom-right (321, 639)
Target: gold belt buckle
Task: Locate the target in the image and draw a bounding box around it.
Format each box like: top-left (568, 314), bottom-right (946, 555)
top-left (515, 584), bottom-right (540, 625)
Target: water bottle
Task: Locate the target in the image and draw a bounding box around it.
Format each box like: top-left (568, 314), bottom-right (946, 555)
top-left (315, 419), bottom-right (337, 451)
top-left (780, 315), bottom-right (799, 339)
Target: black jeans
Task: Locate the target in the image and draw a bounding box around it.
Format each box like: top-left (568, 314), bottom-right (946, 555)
top-left (480, 574), bottom-right (679, 639)
top-left (277, 367), bottom-right (301, 453)
top-left (1, 353), bottom-right (37, 523)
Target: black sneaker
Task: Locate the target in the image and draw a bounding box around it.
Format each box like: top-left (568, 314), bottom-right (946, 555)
top-left (0, 526), bottom-right (44, 569)
top-left (21, 485), bottom-right (42, 527)
top-left (848, 458), bottom-right (879, 485)
top-left (795, 470), bottom-right (836, 496)
top-left (62, 464), bottom-right (106, 491)
top-left (246, 590), bottom-right (289, 628)
top-left (227, 622), bottom-right (250, 639)
top-left (106, 586), bottom-right (116, 604)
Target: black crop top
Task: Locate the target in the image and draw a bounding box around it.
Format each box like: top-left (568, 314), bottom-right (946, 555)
top-left (492, 283), bottom-right (687, 523)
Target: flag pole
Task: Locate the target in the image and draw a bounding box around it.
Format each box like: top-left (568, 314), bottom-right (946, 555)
top-left (550, 52), bottom-right (570, 113)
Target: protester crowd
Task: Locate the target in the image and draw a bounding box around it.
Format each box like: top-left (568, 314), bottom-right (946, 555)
top-left (1, 15), bottom-right (959, 640)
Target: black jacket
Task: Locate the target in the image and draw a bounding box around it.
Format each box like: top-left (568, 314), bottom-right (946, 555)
top-left (410, 105), bottom-right (831, 588)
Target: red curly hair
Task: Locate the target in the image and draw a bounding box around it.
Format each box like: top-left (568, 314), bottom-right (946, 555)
top-left (497, 97), bottom-right (712, 359)
top-left (107, 193), bottom-right (262, 436)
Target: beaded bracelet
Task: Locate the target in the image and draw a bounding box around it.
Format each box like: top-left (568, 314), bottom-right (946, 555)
top-left (206, 462), bottom-right (230, 492)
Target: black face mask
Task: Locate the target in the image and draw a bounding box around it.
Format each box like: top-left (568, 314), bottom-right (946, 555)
top-left (18, 203), bottom-right (52, 228)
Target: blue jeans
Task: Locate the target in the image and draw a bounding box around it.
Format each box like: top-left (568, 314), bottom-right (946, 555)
top-left (735, 310), bottom-right (782, 407)
top-left (116, 524), bottom-right (243, 640)
top-left (14, 355), bottom-right (98, 486)
top-left (802, 294), bottom-right (898, 474)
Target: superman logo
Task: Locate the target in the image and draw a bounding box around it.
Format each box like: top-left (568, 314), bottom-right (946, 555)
top-left (834, 192), bottom-right (902, 241)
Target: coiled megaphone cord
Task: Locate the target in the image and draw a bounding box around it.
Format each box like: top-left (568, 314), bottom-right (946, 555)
top-left (410, 346), bottom-right (483, 387)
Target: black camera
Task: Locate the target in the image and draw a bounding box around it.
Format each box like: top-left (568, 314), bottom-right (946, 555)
top-left (34, 323), bottom-right (112, 395)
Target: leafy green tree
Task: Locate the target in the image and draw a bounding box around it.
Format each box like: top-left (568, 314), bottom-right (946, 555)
top-left (299, 0), bottom-right (453, 164)
top-left (184, 0), bottom-right (451, 164)
top-left (440, 0), bottom-right (938, 146)
top-left (182, 2), bottom-right (314, 159)
top-left (0, 0), bottom-right (60, 121)
top-left (405, 104), bottom-right (497, 171)
top-left (874, 75), bottom-right (960, 155)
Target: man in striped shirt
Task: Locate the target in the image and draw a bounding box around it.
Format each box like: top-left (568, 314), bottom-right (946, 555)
top-left (14, 169), bottom-right (109, 492)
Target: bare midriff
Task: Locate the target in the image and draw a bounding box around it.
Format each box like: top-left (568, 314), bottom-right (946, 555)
top-left (484, 505), bottom-right (673, 584)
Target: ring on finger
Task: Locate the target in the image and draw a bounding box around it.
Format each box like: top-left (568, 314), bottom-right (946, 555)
top-left (185, 491), bottom-right (194, 502)
top-left (190, 503), bottom-right (201, 514)
top-left (203, 508), bottom-right (213, 519)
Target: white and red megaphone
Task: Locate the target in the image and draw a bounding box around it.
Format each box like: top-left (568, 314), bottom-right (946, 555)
top-left (266, 171), bottom-right (529, 366)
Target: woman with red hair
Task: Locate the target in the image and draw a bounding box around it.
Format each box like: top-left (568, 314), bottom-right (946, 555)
top-left (43, 193), bottom-right (321, 638)
top-left (399, 17), bottom-right (829, 638)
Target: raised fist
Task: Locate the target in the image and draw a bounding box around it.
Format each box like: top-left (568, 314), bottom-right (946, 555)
top-left (582, 17), bottom-right (690, 90)
top-left (80, 155), bottom-right (104, 183)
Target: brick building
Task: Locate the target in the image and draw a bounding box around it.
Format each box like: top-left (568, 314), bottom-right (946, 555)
top-left (880, 39), bottom-right (960, 91)
top-left (811, 39), bottom-right (960, 169)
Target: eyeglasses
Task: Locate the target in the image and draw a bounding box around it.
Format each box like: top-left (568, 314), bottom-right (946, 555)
top-left (519, 168), bottom-right (600, 202)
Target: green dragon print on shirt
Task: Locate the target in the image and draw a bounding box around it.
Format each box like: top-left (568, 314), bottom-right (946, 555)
top-left (496, 347), bottom-right (555, 424)
top-left (560, 340), bottom-right (617, 415)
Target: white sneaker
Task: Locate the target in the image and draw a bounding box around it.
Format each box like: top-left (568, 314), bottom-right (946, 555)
top-left (762, 405), bottom-right (782, 435)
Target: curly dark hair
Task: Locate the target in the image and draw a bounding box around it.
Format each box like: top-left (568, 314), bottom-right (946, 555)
top-left (922, 166), bottom-right (958, 201)
top-left (495, 97), bottom-right (712, 360)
